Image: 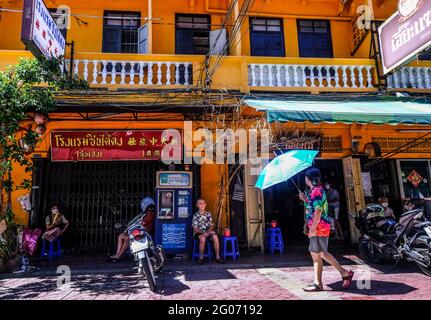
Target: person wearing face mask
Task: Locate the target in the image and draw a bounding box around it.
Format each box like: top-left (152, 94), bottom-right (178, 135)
top-left (325, 182), bottom-right (344, 240)
top-left (404, 195), bottom-right (424, 212)
top-left (378, 197), bottom-right (395, 219)
top-left (42, 204), bottom-right (69, 243)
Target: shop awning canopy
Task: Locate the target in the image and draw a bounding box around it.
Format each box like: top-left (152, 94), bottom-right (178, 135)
top-left (244, 98), bottom-right (431, 125)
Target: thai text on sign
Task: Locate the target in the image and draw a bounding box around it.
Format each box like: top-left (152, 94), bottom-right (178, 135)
top-left (50, 130), bottom-right (182, 162)
top-left (379, 0), bottom-right (431, 74)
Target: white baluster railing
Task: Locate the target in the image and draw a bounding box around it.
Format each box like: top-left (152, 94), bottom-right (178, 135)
top-left (66, 59), bottom-right (193, 87)
top-left (248, 64), bottom-right (375, 90)
top-left (388, 67), bottom-right (431, 89)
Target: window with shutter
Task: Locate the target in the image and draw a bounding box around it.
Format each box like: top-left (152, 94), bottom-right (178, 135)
top-left (175, 14), bottom-right (210, 55)
top-left (48, 8), bottom-right (68, 39)
top-left (102, 11), bottom-right (140, 54)
top-left (250, 18), bottom-right (285, 57)
top-left (297, 19), bottom-right (333, 58)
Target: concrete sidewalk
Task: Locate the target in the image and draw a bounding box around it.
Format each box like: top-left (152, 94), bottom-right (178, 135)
top-left (1, 254), bottom-right (429, 300)
top-left (2, 247), bottom-right (363, 278)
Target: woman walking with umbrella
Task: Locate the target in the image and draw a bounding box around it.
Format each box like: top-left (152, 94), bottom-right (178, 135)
top-left (299, 167), bottom-right (354, 292)
top-left (254, 151), bottom-right (354, 291)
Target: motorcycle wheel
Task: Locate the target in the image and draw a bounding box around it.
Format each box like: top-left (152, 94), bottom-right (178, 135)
top-left (358, 237), bottom-right (387, 264)
top-left (140, 252), bottom-right (157, 292)
top-left (412, 235), bottom-right (431, 277)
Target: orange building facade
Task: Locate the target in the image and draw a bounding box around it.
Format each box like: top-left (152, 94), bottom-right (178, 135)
top-left (1, 0), bottom-right (431, 251)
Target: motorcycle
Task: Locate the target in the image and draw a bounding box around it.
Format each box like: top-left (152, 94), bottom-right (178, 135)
top-left (127, 197), bottom-right (165, 292)
top-left (355, 204), bottom-right (431, 276)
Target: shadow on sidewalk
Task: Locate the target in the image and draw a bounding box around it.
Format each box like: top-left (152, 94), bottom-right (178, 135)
top-left (327, 279), bottom-right (417, 296)
top-left (0, 271), bottom-right (190, 299)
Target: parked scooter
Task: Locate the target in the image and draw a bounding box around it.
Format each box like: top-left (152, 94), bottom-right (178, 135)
top-left (127, 197), bottom-right (165, 292)
top-left (355, 203), bottom-right (431, 276)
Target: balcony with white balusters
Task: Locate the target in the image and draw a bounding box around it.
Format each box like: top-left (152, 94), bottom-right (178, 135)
top-left (247, 57), bottom-right (377, 92)
top-left (387, 63), bottom-right (431, 91)
top-left (66, 53), bottom-right (203, 89)
top-left (5, 50), bottom-right (431, 94)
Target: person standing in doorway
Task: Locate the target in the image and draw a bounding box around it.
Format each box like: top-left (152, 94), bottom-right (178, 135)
top-left (325, 182), bottom-right (344, 240)
top-left (378, 196), bottom-right (395, 219)
top-left (299, 168), bottom-right (354, 292)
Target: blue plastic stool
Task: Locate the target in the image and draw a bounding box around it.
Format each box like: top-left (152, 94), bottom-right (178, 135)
top-left (192, 238), bottom-right (212, 261)
top-left (265, 227), bottom-right (284, 255)
top-left (41, 238), bottom-right (62, 261)
top-left (223, 236), bottom-right (240, 260)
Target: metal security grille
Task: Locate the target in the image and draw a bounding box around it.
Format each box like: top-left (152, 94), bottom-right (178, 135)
top-left (45, 161), bottom-right (159, 254)
top-left (322, 136), bottom-right (343, 153)
top-left (373, 137), bottom-right (431, 153)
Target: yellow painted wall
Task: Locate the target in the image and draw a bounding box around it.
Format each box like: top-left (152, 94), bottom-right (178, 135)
top-left (11, 165), bottom-right (32, 226)
top-left (0, 0), bottom-right (397, 57)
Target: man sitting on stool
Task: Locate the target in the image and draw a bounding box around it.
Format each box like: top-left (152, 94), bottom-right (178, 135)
top-left (192, 199), bottom-right (224, 265)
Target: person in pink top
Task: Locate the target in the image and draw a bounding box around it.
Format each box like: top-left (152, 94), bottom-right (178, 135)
top-left (299, 168), bottom-right (354, 292)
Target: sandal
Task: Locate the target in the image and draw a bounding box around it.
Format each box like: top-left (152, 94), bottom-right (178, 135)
top-left (216, 258), bottom-right (225, 264)
top-left (303, 282), bottom-right (323, 292)
top-left (342, 270), bottom-right (354, 289)
top-left (197, 258), bottom-right (204, 265)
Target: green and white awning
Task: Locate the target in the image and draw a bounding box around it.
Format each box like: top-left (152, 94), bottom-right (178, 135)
top-left (244, 98), bottom-right (431, 125)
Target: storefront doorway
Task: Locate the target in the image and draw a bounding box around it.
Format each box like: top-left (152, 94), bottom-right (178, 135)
top-left (360, 159), bottom-right (402, 215)
top-left (263, 159), bottom-right (350, 248)
top-left (35, 160), bottom-right (200, 255)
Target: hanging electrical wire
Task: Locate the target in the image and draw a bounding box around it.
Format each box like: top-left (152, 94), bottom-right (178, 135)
top-left (206, 0), bottom-right (256, 81)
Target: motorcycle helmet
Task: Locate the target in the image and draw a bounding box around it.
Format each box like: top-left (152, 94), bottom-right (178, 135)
top-left (360, 204), bottom-right (385, 220)
top-left (140, 197), bottom-right (155, 214)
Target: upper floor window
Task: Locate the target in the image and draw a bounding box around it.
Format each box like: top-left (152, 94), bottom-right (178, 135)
top-left (175, 14), bottom-right (210, 55)
top-left (419, 48), bottom-right (431, 60)
top-left (297, 20), bottom-right (333, 58)
top-left (250, 18), bottom-right (285, 57)
top-left (102, 11), bottom-right (141, 53)
top-left (48, 8), bottom-right (68, 39)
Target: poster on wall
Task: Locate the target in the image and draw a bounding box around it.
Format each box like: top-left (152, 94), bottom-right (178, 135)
top-left (162, 224), bottom-right (187, 249)
top-left (361, 172), bottom-right (373, 197)
top-left (21, 0), bottom-right (66, 59)
top-left (158, 190), bottom-right (174, 220)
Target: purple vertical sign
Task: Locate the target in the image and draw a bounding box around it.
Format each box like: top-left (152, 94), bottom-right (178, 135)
top-left (379, 0), bottom-right (431, 74)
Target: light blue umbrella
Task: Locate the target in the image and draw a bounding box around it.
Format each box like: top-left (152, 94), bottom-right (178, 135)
top-left (255, 150), bottom-right (318, 190)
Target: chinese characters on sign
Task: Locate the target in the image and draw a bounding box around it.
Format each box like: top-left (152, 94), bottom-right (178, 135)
top-left (51, 130), bottom-right (182, 162)
top-left (407, 169), bottom-right (424, 188)
top-left (21, 0), bottom-right (66, 59)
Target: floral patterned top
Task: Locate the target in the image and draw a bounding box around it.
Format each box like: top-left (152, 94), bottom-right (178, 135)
top-left (304, 186), bottom-right (331, 237)
top-left (192, 211), bottom-right (213, 235)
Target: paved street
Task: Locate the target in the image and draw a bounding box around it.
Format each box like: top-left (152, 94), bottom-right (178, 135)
top-left (0, 253), bottom-right (430, 300)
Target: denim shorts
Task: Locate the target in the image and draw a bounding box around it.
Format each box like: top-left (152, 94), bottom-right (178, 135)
top-left (309, 236), bottom-right (329, 253)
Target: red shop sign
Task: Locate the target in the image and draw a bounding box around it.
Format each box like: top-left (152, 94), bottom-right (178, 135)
top-left (50, 130), bottom-right (182, 162)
